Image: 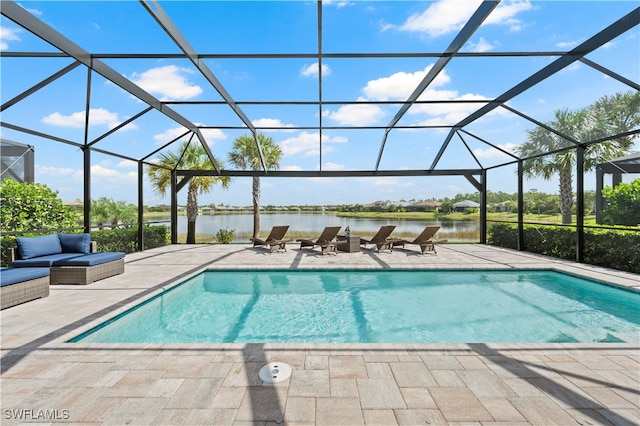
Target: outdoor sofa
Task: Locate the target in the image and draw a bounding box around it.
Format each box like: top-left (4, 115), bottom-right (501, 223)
top-left (8, 233), bottom-right (125, 285)
top-left (0, 266), bottom-right (50, 309)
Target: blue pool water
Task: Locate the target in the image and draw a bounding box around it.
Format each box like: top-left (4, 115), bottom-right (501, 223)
top-left (71, 270), bottom-right (640, 344)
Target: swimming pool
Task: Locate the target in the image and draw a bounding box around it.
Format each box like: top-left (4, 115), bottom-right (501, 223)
top-left (71, 269), bottom-right (640, 344)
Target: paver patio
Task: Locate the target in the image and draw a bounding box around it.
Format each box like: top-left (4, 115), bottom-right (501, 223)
top-left (1, 244), bottom-right (639, 425)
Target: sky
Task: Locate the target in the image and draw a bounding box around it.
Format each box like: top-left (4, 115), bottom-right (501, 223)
top-left (1, 0), bottom-right (639, 207)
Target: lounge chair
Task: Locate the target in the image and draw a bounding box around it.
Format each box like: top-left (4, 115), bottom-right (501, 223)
top-left (297, 226), bottom-right (342, 255)
top-left (360, 225), bottom-right (397, 252)
top-left (392, 225), bottom-right (441, 254)
top-left (250, 225), bottom-right (291, 252)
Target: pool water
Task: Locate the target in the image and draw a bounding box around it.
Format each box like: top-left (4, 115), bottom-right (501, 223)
top-left (72, 270), bottom-right (640, 344)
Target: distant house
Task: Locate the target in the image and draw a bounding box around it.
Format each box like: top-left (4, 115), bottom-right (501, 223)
top-left (453, 200), bottom-right (480, 212)
top-left (406, 200), bottom-right (442, 212)
top-left (491, 201), bottom-right (513, 213)
top-left (364, 200), bottom-right (387, 211)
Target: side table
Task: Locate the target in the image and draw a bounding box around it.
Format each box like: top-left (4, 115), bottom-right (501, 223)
top-left (337, 234), bottom-right (360, 253)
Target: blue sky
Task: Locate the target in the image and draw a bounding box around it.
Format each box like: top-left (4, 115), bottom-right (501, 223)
top-left (1, 0), bottom-right (638, 207)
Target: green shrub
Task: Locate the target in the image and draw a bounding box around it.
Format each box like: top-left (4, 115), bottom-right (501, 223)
top-left (601, 179), bottom-right (640, 226)
top-left (0, 179), bottom-right (78, 232)
top-left (92, 226), bottom-right (169, 253)
top-left (488, 222), bottom-right (640, 273)
top-left (214, 228), bottom-right (235, 244)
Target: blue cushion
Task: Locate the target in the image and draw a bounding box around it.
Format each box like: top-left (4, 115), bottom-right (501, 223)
top-left (13, 253), bottom-right (84, 268)
top-left (1, 267), bottom-right (50, 287)
top-left (16, 234), bottom-right (62, 259)
top-left (53, 252), bottom-right (125, 267)
top-left (58, 233), bottom-right (91, 254)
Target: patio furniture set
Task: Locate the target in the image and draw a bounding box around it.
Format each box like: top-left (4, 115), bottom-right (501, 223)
top-left (1, 226), bottom-right (441, 309)
top-left (1, 233), bottom-right (125, 309)
top-left (252, 224), bottom-right (443, 255)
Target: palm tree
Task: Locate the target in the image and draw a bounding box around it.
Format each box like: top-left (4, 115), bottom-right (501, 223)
top-left (515, 91), bottom-right (639, 224)
top-left (228, 133), bottom-right (282, 238)
top-left (147, 140), bottom-right (230, 244)
top-left (91, 197), bottom-right (137, 229)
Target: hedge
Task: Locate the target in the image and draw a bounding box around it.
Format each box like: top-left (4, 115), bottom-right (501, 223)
top-left (1, 226), bottom-right (169, 267)
top-left (91, 226), bottom-right (169, 253)
top-left (488, 222), bottom-right (640, 273)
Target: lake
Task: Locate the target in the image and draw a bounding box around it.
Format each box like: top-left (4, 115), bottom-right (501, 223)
top-left (156, 213), bottom-right (480, 242)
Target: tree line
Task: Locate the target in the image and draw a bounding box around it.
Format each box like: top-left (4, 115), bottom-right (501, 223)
top-left (2, 91), bottom-right (637, 242)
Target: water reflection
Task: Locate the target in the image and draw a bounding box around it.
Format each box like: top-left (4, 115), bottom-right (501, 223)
top-left (165, 213), bottom-right (479, 241)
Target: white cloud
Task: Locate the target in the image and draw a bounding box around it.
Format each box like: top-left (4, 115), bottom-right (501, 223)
top-left (357, 177), bottom-right (415, 188)
top-left (153, 126), bottom-right (225, 146)
top-left (484, 0), bottom-right (533, 31)
top-left (473, 142), bottom-right (518, 159)
top-left (129, 65), bottom-right (202, 100)
top-left (200, 128), bottom-right (226, 143)
top-left (0, 26), bottom-right (21, 50)
top-left (252, 118), bottom-right (296, 132)
top-left (468, 37), bottom-right (494, 52)
top-left (323, 0), bottom-right (352, 8)
top-left (92, 164), bottom-right (137, 182)
top-left (555, 40), bottom-right (580, 49)
top-left (24, 7), bottom-right (43, 16)
top-left (559, 62), bottom-right (581, 74)
top-left (41, 108), bottom-right (134, 130)
top-left (323, 162), bottom-right (345, 170)
top-left (300, 62), bottom-right (331, 77)
top-left (35, 165), bottom-right (76, 176)
top-left (399, 0), bottom-right (479, 37)
top-left (411, 93), bottom-right (491, 125)
top-left (357, 64), bottom-right (495, 126)
top-left (363, 66), bottom-right (450, 101)
top-left (91, 164), bottom-right (120, 178)
top-left (282, 165), bottom-right (303, 171)
top-left (117, 160), bottom-right (137, 168)
top-left (398, 0), bottom-right (532, 37)
top-left (153, 126), bottom-right (189, 144)
top-left (327, 102), bottom-right (386, 126)
top-left (326, 64), bottom-right (495, 127)
top-left (278, 132), bottom-right (347, 156)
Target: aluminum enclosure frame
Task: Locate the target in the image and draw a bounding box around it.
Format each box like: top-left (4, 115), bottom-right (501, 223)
top-left (1, 1), bottom-right (639, 261)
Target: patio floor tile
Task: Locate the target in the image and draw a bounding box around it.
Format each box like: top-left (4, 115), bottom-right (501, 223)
top-left (1, 244), bottom-right (637, 424)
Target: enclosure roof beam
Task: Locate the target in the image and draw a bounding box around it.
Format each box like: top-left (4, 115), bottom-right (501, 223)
top-left (140, 0), bottom-right (259, 174)
top-left (1, 122), bottom-right (83, 149)
top-left (579, 58), bottom-right (640, 91)
top-left (0, 51), bottom-right (574, 59)
top-left (457, 129), bottom-right (520, 161)
top-left (464, 174), bottom-right (483, 192)
top-left (429, 128), bottom-right (457, 171)
top-left (317, 0), bottom-right (324, 172)
top-left (1, 61), bottom-right (82, 112)
top-left (375, 0), bottom-right (499, 170)
top-left (177, 169), bottom-right (482, 178)
top-left (88, 107), bottom-right (154, 148)
top-left (141, 130), bottom-right (192, 162)
top-left (499, 104), bottom-right (580, 145)
top-left (453, 7), bottom-right (640, 129)
top-left (1, 0), bottom-right (206, 161)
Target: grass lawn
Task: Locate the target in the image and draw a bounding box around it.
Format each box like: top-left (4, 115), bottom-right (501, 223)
top-left (336, 210), bottom-right (599, 225)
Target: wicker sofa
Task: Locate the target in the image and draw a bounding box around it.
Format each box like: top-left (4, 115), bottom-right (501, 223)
top-left (8, 233), bottom-right (125, 285)
top-left (0, 267), bottom-right (50, 309)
